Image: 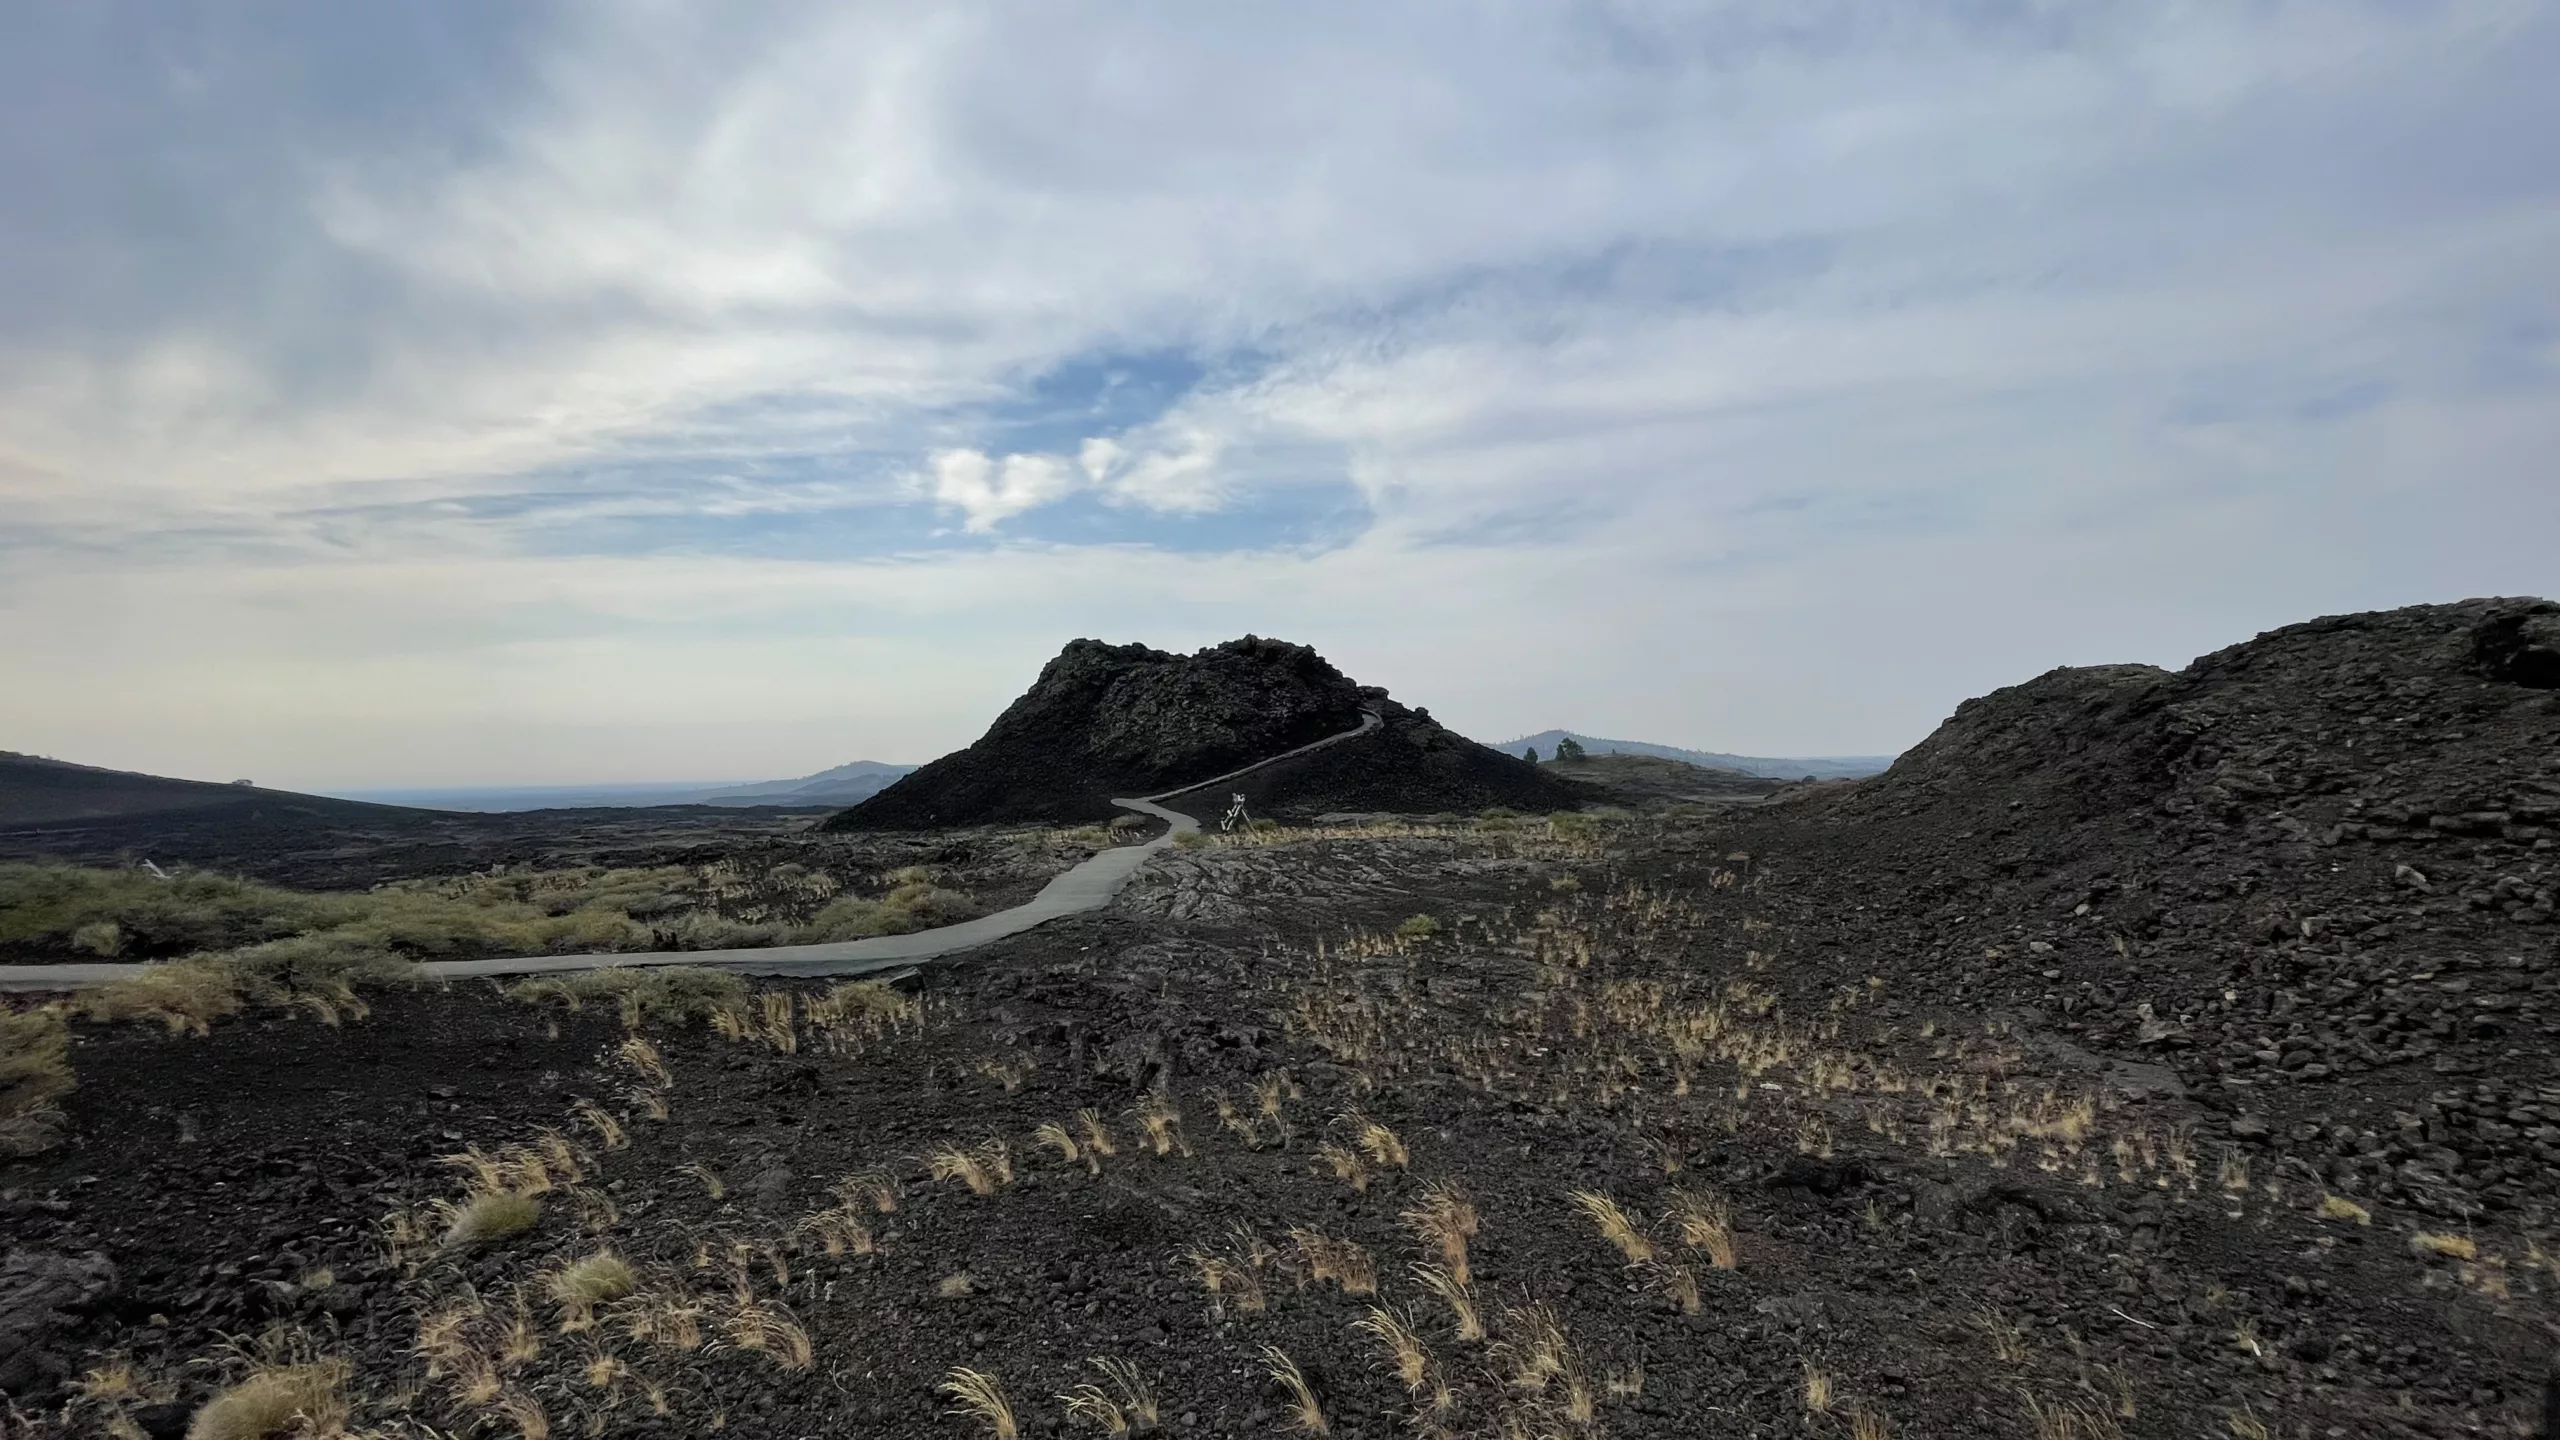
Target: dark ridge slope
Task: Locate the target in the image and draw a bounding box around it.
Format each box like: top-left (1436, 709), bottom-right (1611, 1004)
top-left (1723, 596), bottom-right (2559, 1218)
top-left (0, 751), bottom-right (423, 830)
top-left (827, 636), bottom-right (1581, 828)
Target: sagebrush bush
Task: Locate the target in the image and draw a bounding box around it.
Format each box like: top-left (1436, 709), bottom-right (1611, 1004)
top-left (0, 863), bottom-right (320, 956)
top-left (0, 1007), bottom-right (74, 1155)
top-left (79, 959), bottom-right (245, 1035)
top-left (806, 882), bottom-right (982, 941)
top-left (508, 966), bottom-right (749, 1026)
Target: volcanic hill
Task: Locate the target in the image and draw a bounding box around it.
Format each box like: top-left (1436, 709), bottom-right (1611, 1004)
top-left (827, 636), bottom-right (1582, 829)
top-left (1721, 596), bottom-right (2560, 1218)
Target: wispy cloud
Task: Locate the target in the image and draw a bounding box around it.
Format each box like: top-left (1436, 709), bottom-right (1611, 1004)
top-left (1, 1), bottom-right (2553, 784)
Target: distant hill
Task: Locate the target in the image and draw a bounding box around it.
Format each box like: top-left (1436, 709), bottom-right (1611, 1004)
top-left (0, 751), bottom-right (426, 828)
top-left (832, 636), bottom-right (1581, 828)
top-left (337, 761), bottom-right (917, 813)
top-left (1487, 730), bottom-right (1896, 781)
top-left (689, 760), bottom-right (915, 806)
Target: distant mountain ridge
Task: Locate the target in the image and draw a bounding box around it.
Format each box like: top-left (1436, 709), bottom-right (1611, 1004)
top-left (337, 761), bottom-right (916, 814)
top-left (1488, 730), bottom-right (1895, 781)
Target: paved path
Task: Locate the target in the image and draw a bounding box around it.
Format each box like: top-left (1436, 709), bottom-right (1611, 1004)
top-left (0, 711), bottom-right (1381, 991)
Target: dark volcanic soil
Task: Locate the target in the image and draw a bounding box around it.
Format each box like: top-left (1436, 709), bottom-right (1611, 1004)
top-left (832, 636), bottom-right (1580, 829)
top-left (5, 598), bottom-right (2559, 1440)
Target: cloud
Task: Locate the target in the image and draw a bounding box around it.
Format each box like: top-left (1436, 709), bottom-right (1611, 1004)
top-left (0, 1), bottom-right (2554, 783)
top-left (926, 448), bottom-right (1073, 532)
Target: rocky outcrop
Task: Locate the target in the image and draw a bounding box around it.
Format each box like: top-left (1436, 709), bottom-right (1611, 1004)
top-left (1740, 596), bottom-right (2560, 1222)
top-left (0, 1250), bottom-right (116, 1394)
top-left (827, 636), bottom-right (1581, 828)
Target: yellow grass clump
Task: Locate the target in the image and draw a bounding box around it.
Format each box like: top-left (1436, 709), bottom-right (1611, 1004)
top-left (185, 1357), bottom-right (349, 1440)
top-left (546, 1250), bottom-right (637, 1328)
top-left (941, 1366), bottom-right (1019, 1439)
top-left (441, 1190), bottom-right (541, 1250)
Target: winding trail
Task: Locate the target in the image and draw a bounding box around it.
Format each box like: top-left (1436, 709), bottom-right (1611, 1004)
top-left (0, 710), bottom-right (1382, 991)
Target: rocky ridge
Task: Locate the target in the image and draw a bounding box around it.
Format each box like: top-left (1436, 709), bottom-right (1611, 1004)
top-left (829, 636), bottom-right (1580, 828)
top-left (1724, 597), bottom-right (2560, 1226)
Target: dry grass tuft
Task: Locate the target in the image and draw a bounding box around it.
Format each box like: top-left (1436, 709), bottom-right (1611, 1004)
top-left (1136, 1091), bottom-right (1191, 1157)
top-left (1976, 1309), bottom-right (2031, 1364)
top-left (941, 1366), bottom-right (1019, 1439)
top-left (492, 1389), bottom-right (549, 1440)
top-left (1570, 1190), bottom-right (1656, 1265)
top-left (186, 1356), bottom-right (349, 1440)
top-left (1347, 1112), bottom-right (1409, 1167)
top-left (1313, 1141), bottom-right (1369, 1192)
top-left (842, 1168), bottom-right (900, 1213)
top-left (1354, 1306), bottom-right (1433, 1391)
top-left (1665, 1189), bottom-right (1738, 1269)
top-left (0, 1006), bottom-right (74, 1156)
top-left (1035, 1121), bottom-right (1084, 1166)
top-left (512, 965), bottom-right (748, 1029)
top-left (1401, 1180), bottom-right (1479, 1283)
top-left (721, 1298), bottom-right (813, 1370)
top-left (81, 959), bottom-right (243, 1036)
top-left (1492, 1303), bottom-right (1578, 1400)
top-left (1410, 1262), bottom-right (1485, 1342)
top-left (1260, 1346), bottom-right (1329, 1435)
top-left (1647, 1260), bottom-right (1702, 1314)
top-left (1060, 1357), bottom-right (1158, 1435)
top-left (929, 1142), bottom-right (1001, 1196)
top-left (545, 1250), bottom-right (636, 1329)
top-left (1180, 1236), bottom-right (1271, 1317)
top-left (572, 1098), bottom-right (627, 1151)
top-left (1802, 1363), bottom-right (1834, 1415)
top-left (614, 1035), bottom-right (670, 1085)
top-left (1077, 1108), bottom-right (1118, 1158)
top-left (796, 1203), bottom-right (877, 1257)
top-left (2021, 1392), bottom-right (2124, 1440)
top-left (2410, 1231), bottom-right (2477, 1260)
top-left (440, 1189), bottom-right (541, 1250)
top-left (2314, 1193), bottom-right (2371, 1225)
top-left (1288, 1227), bottom-right (1378, 1296)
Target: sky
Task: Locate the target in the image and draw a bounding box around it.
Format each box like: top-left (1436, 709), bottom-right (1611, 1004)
top-left (3, 1), bottom-right (2555, 789)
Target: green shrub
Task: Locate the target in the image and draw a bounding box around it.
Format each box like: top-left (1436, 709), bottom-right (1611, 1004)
top-left (508, 966), bottom-right (748, 1027)
top-left (1394, 914), bottom-right (1442, 942)
top-left (0, 1007), bottom-right (73, 1156)
top-left (80, 959), bottom-right (245, 1035)
top-left (662, 913), bottom-right (791, 950)
top-left (0, 863), bottom-right (321, 956)
top-left (69, 921), bottom-right (123, 957)
top-left (805, 882), bottom-right (982, 941)
top-left (77, 938), bottom-right (423, 1035)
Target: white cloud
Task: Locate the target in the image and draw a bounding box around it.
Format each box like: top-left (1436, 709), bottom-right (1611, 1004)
top-left (926, 448), bottom-right (1074, 531)
top-left (0, 1), bottom-right (2553, 783)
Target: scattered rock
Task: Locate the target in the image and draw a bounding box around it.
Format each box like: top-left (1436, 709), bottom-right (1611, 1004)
top-left (0, 1250), bottom-right (117, 1394)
